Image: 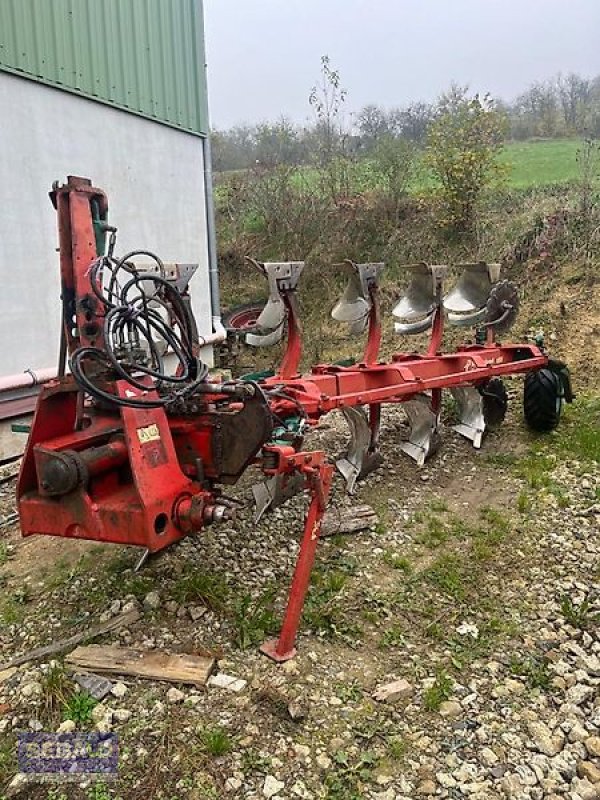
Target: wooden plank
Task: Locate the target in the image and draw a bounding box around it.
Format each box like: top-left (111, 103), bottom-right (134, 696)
top-left (66, 645), bottom-right (215, 687)
top-left (321, 504), bottom-right (377, 537)
top-left (0, 609), bottom-right (140, 672)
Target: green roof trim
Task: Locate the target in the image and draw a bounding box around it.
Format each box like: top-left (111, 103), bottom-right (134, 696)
top-left (0, 0), bottom-right (209, 136)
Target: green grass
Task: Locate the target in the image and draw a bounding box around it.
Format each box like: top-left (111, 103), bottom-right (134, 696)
top-left (421, 138), bottom-right (583, 189)
top-left (222, 138), bottom-right (585, 202)
top-left (199, 726), bottom-right (232, 757)
top-left (502, 139), bottom-right (583, 188)
top-left (423, 669), bottom-right (454, 712)
top-left (171, 570), bottom-right (228, 610)
top-left (554, 395), bottom-right (600, 464)
top-left (232, 588), bottom-right (278, 649)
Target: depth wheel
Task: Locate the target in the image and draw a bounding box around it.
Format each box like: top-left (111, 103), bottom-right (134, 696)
top-left (222, 301), bottom-right (267, 334)
top-left (480, 377), bottom-right (508, 430)
top-left (524, 369), bottom-right (563, 432)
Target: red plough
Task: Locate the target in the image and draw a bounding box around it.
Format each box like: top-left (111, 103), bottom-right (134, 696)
top-left (17, 178), bottom-right (572, 661)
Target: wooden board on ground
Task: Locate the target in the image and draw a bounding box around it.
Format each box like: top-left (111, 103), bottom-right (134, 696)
top-left (321, 504), bottom-right (377, 537)
top-left (66, 645), bottom-right (215, 687)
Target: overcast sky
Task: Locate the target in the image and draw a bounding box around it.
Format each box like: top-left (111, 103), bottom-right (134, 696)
top-left (204, 0), bottom-right (600, 129)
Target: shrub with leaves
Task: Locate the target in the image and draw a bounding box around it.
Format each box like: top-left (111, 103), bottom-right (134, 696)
top-left (425, 87), bottom-right (507, 233)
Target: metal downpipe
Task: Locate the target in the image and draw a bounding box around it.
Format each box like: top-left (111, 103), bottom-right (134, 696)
top-left (201, 134), bottom-right (226, 347)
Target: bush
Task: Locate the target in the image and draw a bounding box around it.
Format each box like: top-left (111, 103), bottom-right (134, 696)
top-left (425, 88), bottom-right (507, 233)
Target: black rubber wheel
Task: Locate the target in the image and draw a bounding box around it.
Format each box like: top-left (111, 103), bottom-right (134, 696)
top-left (480, 377), bottom-right (508, 430)
top-left (524, 368), bottom-right (563, 432)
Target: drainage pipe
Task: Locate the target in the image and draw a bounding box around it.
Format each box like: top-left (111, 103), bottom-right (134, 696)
top-left (200, 134), bottom-right (226, 347)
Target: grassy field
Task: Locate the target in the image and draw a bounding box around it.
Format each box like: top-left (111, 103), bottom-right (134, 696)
top-left (503, 138), bottom-right (583, 188)
top-left (216, 138), bottom-right (585, 195)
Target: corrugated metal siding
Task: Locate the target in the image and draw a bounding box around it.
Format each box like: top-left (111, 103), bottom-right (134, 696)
top-left (0, 0), bottom-right (208, 135)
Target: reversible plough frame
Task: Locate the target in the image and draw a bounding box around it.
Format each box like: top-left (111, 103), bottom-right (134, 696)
top-left (17, 178), bottom-right (570, 662)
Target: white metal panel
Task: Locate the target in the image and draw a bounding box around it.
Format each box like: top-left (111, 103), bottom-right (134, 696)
top-left (0, 71), bottom-right (212, 378)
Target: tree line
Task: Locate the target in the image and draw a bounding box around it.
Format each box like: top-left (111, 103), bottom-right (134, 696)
top-left (212, 71), bottom-right (600, 173)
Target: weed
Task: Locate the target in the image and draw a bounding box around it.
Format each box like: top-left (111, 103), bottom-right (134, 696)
top-left (423, 553), bottom-right (467, 600)
top-left (554, 395), bottom-right (600, 463)
top-left (46, 790), bottom-right (70, 800)
top-left (485, 453), bottom-right (519, 467)
top-left (550, 486), bottom-right (571, 508)
top-left (560, 594), bottom-right (598, 630)
top-left (200, 726), bottom-right (232, 757)
top-left (12, 584), bottom-right (31, 604)
top-left (0, 734), bottom-right (16, 791)
top-left (334, 681), bottom-right (363, 703)
top-left (40, 662), bottom-right (71, 720)
top-left (0, 598), bottom-right (24, 625)
top-left (479, 506), bottom-right (510, 537)
top-left (304, 569), bottom-right (362, 641)
top-left (517, 492), bottom-right (530, 513)
top-left (379, 626), bottom-right (406, 649)
top-left (423, 669), bottom-right (454, 712)
top-left (86, 785), bottom-right (113, 800)
top-left (120, 574), bottom-right (154, 600)
top-left (518, 452), bottom-right (553, 489)
top-left (383, 552), bottom-right (412, 573)
top-left (171, 570), bottom-right (228, 610)
top-left (327, 552), bottom-right (360, 576)
top-left (324, 750), bottom-right (378, 800)
top-left (468, 506), bottom-right (511, 561)
top-left (387, 735), bottom-right (408, 760)
top-left (509, 653), bottom-right (551, 691)
top-left (417, 515), bottom-right (450, 548)
top-left (429, 497), bottom-right (449, 513)
top-left (0, 542), bottom-right (7, 566)
top-left (62, 691), bottom-right (98, 724)
top-left (425, 621), bottom-right (445, 640)
top-left (241, 748), bottom-right (270, 775)
top-left (232, 588), bottom-right (278, 649)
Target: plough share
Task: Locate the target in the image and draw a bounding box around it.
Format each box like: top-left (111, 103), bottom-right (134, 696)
top-left (17, 177), bottom-right (572, 662)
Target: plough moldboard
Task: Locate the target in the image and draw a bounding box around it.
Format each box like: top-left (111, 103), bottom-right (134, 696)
top-left (17, 177), bottom-right (573, 662)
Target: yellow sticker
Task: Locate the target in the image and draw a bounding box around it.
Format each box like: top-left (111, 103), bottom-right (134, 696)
top-left (137, 423), bottom-right (161, 444)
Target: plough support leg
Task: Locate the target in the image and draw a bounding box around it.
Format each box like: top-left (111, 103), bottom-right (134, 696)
top-left (260, 456), bottom-right (334, 662)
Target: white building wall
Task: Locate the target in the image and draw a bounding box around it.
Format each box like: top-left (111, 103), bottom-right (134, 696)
top-left (0, 71), bottom-right (212, 378)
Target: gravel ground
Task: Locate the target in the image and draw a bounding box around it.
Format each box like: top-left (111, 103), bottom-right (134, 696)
top-left (0, 386), bottom-right (598, 800)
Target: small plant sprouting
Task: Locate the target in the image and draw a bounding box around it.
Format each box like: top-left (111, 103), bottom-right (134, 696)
top-left (334, 681), bottom-right (363, 703)
top-left (62, 691), bottom-right (98, 724)
top-left (560, 594), bottom-right (597, 631)
top-left (379, 626), bottom-right (406, 649)
top-left (423, 669), bottom-right (453, 712)
top-left (171, 570), bottom-right (228, 611)
top-left (387, 734), bottom-right (408, 760)
top-left (233, 588), bottom-right (278, 650)
top-left (509, 653), bottom-right (551, 691)
top-left (383, 552), bottom-right (412, 573)
top-left (200, 726), bottom-right (232, 757)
